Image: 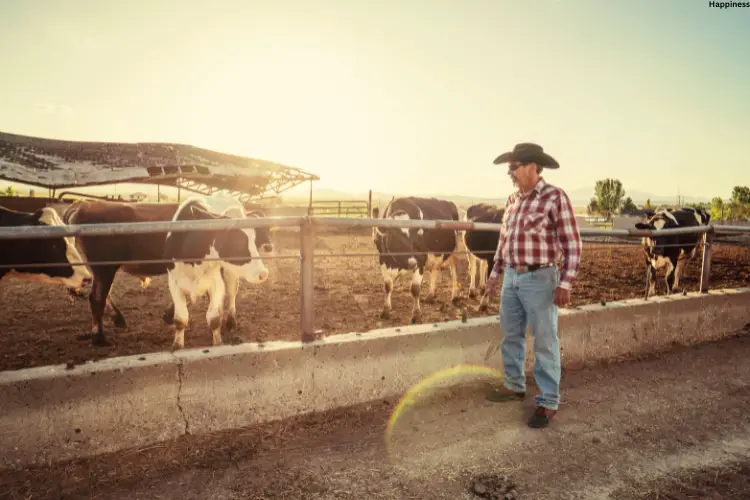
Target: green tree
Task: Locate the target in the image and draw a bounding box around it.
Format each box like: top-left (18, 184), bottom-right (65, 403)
top-left (593, 179), bottom-right (625, 220)
top-left (643, 198), bottom-right (653, 210)
top-left (620, 197), bottom-right (637, 213)
top-left (586, 198), bottom-right (600, 216)
top-left (724, 186), bottom-right (750, 220)
top-left (731, 186), bottom-right (750, 205)
top-left (710, 197), bottom-right (725, 221)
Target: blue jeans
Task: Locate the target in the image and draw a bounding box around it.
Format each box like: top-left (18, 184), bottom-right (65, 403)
top-left (499, 265), bottom-right (561, 410)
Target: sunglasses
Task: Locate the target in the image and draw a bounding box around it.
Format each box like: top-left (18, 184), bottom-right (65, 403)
top-left (508, 162), bottom-right (529, 171)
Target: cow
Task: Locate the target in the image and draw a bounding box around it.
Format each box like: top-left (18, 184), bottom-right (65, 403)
top-left (461, 203), bottom-right (505, 310)
top-left (163, 197), bottom-right (269, 349)
top-left (372, 196), bottom-right (461, 324)
top-left (0, 205), bottom-right (92, 290)
top-left (62, 196), bottom-right (273, 346)
top-left (634, 207), bottom-right (711, 298)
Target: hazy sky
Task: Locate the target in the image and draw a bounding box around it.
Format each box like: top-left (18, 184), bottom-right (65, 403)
top-left (1, 0), bottom-right (748, 200)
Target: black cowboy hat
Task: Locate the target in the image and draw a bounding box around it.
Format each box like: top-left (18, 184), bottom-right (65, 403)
top-left (493, 142), bottom-right (560, 169)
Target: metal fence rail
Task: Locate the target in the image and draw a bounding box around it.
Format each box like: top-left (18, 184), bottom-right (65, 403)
top-left (1, 216), bottom-right (749, 342)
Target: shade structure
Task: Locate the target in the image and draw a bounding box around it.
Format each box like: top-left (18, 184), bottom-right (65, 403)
top-left (0, 131), bottom-right (319, 202)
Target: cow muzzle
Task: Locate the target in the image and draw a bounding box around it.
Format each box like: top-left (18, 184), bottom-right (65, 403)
top-left (244, 266), bottom-right (270, 284)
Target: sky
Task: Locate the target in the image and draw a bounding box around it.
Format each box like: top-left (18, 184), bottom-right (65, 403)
top-left (1, 0), bottom-right (748, 201)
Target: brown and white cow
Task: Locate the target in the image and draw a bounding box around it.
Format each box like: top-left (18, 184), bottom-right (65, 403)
top-left (0, 205), bottom-right (91, 289)
top-left (372, 196), bottom-right (461, 324)
top-left (63, 195), bottom-right (273, 346)
top-left (461, 203), bottom-right (505, 310)
top-left (163, 197), bottom-right (270, 349)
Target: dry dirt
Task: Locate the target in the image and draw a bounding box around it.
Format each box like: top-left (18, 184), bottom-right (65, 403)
top-left (1, 329), bottom-right (749, 500)
top-left (0, 228), bottom-right (748, 372)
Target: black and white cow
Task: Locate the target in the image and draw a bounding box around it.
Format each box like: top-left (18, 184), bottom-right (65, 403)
top-left (163, 197), bottom-right (270, 350)
top-left (461, 203), bottom-right (505, 310)
top-left (0, 205), bottom-right (91, 289)
top-left (634, 207), bottom-right (711, 298)
top-left (372, 196), bottom-right (461, 323)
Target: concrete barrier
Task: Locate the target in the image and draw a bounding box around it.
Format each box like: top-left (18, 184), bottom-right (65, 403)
top-left (1, 287), bottom-right (748, 468)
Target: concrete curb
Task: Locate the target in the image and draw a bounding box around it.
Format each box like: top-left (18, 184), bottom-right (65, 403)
top-left (1, 288), bottom-right (748, 468)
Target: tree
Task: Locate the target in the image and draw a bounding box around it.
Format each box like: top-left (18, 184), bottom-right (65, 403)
top-left (643, 199), bottom-right (653, 210)
top-left (724, 186), bottom-right (750, 220)
top-left (710, 197), bottom-right (725, 221)
top-left (593, 179), bottom-right (625, 219)
top-left (587, 198), bottom-right (600, 216)
top-left (731, 186), bottom-right (750, 205)
top-left (620, 197), bottom-right (637, 213)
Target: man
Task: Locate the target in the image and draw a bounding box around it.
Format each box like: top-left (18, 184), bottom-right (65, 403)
top-left (484, 142), bottom-right (582, 429)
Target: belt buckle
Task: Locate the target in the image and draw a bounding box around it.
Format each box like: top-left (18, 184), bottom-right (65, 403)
top-left (516, 265), bottom-right (529, 274)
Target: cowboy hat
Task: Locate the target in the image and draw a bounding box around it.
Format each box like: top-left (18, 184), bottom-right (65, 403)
top-left (493, 143), bottom-right (560, 169)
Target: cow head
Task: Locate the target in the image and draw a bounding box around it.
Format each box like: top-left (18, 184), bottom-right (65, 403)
top-left (14, 208), bottom-right (92, 289)
top-left (634, 207), bottom-right (709, 256)
top-left (634, 210), bottom-right (678, 255)
top-left (188, 205), bottom-right (270, 284)
top-left (246, 209), bottom-right (274, 253)
top-left (373, 208), bottom-right (422, 270)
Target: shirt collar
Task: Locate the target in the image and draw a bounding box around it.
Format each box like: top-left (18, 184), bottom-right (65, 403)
top-left (515, 177), bottom-right (547, 199)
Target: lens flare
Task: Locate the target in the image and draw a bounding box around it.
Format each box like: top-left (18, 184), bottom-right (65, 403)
top-left (385, 363), bottom-right (505, 458)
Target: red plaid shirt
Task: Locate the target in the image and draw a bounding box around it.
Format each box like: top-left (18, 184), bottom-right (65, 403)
top-left (490, 178), bottom-right (582, 290)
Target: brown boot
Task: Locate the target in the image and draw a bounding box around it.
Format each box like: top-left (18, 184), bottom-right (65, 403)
top-left (485, 385), bottom-right (525, 403)
top-left (527, 406), bottom-right (557, 428)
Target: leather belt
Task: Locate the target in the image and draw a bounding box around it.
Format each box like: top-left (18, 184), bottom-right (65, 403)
top-left (509, 263), bottom-right (555, 274)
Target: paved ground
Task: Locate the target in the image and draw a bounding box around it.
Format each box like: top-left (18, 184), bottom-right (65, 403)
top-left (2, 329), bottom-right (750, 500)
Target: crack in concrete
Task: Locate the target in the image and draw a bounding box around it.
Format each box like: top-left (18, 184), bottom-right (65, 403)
top-left (175, 359), bottom-right (191, 435)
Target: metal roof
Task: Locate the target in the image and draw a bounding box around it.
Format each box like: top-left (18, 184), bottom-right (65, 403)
top-left (0, 131), bottom-right (319, 201)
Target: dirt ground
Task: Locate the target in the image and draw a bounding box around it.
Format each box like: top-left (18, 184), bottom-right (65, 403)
top-left (1, 329), bottom-right (749, 500)
top-left (0, 228), bottom-right (748, 372)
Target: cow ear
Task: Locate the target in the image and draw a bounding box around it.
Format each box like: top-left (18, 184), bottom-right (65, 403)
top-left (189, 206), bottom-right (219, 220)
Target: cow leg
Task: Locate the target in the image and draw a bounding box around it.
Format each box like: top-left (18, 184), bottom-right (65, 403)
top-left (206, 275), bottom-right (227, 346)
top-left (644, 258), bottom-right (656, 299)
top-left (424, 263), bottom-right (439, 303)
top-left (411, 267), bottom-right (424, 324)
top-left (106, 295), bottom-right (127, 328)
top-left (665, 258), bottom-right (677, 294)
top-left (167, 274), bottom-right (189, 350)
top-left (379, 264), bottom-right (397, 319)
top-left (674, 253), bottom-right (689, 293)
top-left (85, 266), bottom-right (118, 346)
top-left (478, 259), bottom-right (488, 296)
top-left (449, 255), bottom-right (460, 306)
top-left (222, 268), bottom-right (240, 331)
top-left (468, 253), bottom-right (478, 299)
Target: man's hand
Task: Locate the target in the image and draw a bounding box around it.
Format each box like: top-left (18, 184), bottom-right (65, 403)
top-left (553, 286), bottom-right (571, 307)
top-left (486, 274), bottom-right (500, 297)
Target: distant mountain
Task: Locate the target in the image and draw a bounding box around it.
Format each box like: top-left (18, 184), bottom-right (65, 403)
top-left (282, 188), bottom-right (506, 208)
top-left (0, 179), bottom-right (710, 209)
top-left (284, 185), bottom-right (710, 208)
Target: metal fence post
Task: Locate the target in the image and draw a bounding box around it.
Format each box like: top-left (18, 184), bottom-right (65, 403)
top-left (699, 229), bottom-right (715, 293)
top-left (299, 217), bottom-right (316, 341)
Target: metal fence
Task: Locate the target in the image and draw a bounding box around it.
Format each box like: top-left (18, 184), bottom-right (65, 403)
top-left (1, 216), bottom-right (749, 342)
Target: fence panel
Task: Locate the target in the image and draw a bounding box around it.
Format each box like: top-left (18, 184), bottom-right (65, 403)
top-left (0, 215), bottom-right (748, 343)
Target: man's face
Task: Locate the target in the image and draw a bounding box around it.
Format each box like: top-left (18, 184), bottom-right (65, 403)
top-left (508, 161), bottom-right (537, 189)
